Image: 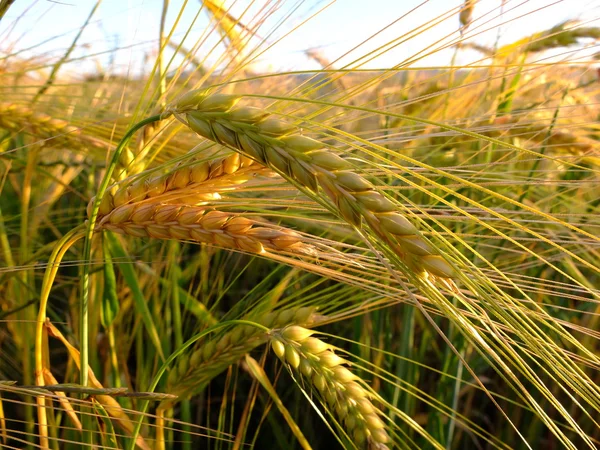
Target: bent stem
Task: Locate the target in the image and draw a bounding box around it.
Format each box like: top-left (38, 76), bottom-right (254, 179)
top-left (79, 114), bottom-right (163, 445)
top-left (80, 114), bottom-right (163, 378)
top-left (34, 226), bottom-right (85, 449)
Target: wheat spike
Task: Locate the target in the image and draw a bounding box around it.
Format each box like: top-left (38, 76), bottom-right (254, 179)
top-left (165, 306), bottom-right (320, 400)
top-left (93, 202), bottom-right (314, 256)
top-left (165, 90), bottom-right (455, 279)
top-left (0, 102), bottom-right (111, 151)
top-left (115, 120), bottom-right (167, 181)
top-left (459, 0), bottom-right (475, 31)
top-left (271, 326), bottom-right (390, 448)
top-left (97, 150), bottom-right (270, 211)
top-left (431, 115), bottom-right (600, 163)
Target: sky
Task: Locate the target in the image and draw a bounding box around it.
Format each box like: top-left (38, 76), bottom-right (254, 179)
top-left (2, 0), bottom-right (600, 75)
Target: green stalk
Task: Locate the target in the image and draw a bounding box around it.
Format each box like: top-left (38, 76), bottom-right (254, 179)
top-left (20, 147), bottom-right (38, 444)
top-left (168, 242), bottom-right (192, 450)
top-left (446, 349), bottom-right (465, 449)
top-left (80, 114), bottom-right (162, 445)
top-left (158, 0), bottom-right (170, 107)
top-left (34, 226), bottom-right (84, 449)
top-left (127, 320), bottom-right (269, 450)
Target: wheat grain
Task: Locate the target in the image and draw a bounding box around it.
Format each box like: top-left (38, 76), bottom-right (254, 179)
top-left (96, 149), bottom-right (271, 212)
top-left (164, 90), bottom-right (455, 279)
top-left (270, 325), bottom-right (390, 448)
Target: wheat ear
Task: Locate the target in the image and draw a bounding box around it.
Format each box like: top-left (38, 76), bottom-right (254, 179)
top-left (165, 306), bottom-right (320, 400)
top-left (93, 150), bottom-right (269, 212)
top-left (270, 326), bottom-right (390, 448)
top-left (94, 203), bottom-right (313, 255)
top-left (153, 307), bottom-right (320, 450)
top-left (459, 0), bottom-right (475, 31)
top-left (0, 102), bottom-right (110, 151)
top-left (165, 90), bottom-right (454, 279)
top-left (431, 115), bottom-right (599, 161)
top-left (114, 120), bottom-right (167, 181)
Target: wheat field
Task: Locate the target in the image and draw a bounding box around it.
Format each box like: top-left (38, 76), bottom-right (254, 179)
top-left (0, 1), bottom-right (599, 449)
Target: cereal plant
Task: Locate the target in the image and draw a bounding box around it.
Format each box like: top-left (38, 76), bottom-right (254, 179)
top-left (0, 1), bottom-right (599, 449)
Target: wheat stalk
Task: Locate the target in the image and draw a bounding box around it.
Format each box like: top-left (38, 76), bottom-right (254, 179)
top-left (270, 326), bottom-right (390, 448)
top-left (164, 90), bottom-right (455, 279)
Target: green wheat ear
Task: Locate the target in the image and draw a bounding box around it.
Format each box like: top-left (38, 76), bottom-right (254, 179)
top-left (271, 326), bottom-right (390, 448)
top-left (166, 89), bottom-right (456, 280)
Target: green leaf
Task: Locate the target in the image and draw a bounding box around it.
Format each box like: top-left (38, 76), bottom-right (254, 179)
top-left (92, 398), bottom-right (120, 449)
top-left (105, 231), bottom-right (165, 361)
top-left (101, 236), bottom-right (120, 328)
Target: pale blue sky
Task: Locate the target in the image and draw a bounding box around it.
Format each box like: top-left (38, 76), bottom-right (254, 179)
top-left (2, 0), bottom-right (599, 74)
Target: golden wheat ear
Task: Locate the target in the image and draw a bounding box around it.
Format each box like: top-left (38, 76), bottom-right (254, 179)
top-left (166, 89), bottom-right (455, 280)
top-left (92, 203), bottom-right (314, 255)
top-left (0, 102), bottom-right (110, 151)
top-left (95, 149), bottom-right (268, 209)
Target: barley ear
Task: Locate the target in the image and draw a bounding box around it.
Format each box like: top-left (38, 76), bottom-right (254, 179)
top-left (166, 306), bottom-right (321, 399)
top-left (270, 326), bottom-right (390, 448)
top-left (92, 202), bottom-right (315, 256)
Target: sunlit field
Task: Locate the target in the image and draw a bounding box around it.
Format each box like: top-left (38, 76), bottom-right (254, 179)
top-left (1, 1), bottom-right (599, 449)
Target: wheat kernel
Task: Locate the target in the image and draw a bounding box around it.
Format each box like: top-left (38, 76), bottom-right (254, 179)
top-left (281, 326), bottom-right (314, 342)
top-left (271, 340), bottom-right (285, 359)
top-left (335, 172), bottom-right (373, 192)
top-left (281, 135), bottom-right (323, 153)
top-left (395, 235), bottom-right (434, 256)
top-left (201, 211), bottom-right (229, 229)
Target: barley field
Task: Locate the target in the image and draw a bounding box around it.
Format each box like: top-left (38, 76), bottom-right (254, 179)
top-left (0, 1), bottom-right (599, 449)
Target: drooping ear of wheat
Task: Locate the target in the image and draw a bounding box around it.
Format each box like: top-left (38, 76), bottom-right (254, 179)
top-left (428, 114), bottom-right (600, 166)
top-left (164, 90), bottom-right (455, 279)
top-left (150, 306), bottom-right (323, 450)
top-left (459, 0), bottom-right (475, 32)
top-left (270, 326), bottom-right (390, 448)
